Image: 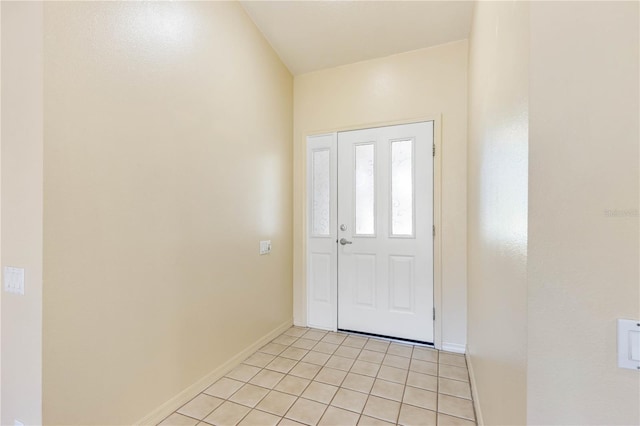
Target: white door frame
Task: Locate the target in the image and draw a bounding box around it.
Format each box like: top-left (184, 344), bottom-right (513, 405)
top-left (305, 116), bottom-right (443, 349)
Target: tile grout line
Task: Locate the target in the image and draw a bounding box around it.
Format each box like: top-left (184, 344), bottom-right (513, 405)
top-left (319, 332), bottom-right (368, 425)
top-left (162, 328), bottom-right (475, 426)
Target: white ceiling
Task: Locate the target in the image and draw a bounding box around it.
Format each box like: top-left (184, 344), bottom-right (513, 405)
top-left (240, 1), bottom-right (475, 75)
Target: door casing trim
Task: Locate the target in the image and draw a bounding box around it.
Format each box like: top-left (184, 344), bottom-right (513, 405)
top-left (302, 115), bottom-right (443, 350)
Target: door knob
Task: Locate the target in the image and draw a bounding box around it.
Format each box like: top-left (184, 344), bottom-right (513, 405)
top-left (339, 238), bottom-right (353, 246)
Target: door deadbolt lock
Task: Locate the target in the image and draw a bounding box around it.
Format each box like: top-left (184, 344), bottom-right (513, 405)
top-left (340, 224), bottom-right (347, 231)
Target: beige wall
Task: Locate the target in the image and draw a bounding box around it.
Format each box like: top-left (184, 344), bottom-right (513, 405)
top-left (528, 1), bottom-right (639, 424)
top-left (42, 2), bottom-right (292, 424)
top-left (466, 1), bottom-right (529, 425)
top-left (293, 41), bottom-right (469, 349)
top-left (1, 2), bottom-right (44, 425)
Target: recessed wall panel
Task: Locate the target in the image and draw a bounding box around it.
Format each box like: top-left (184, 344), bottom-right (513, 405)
top-left (354, 254), bottom-right (376, 307)
top-left (310, 253), bottom-right (331, 303)
top-left (389, 255), bottom-right (414, 312)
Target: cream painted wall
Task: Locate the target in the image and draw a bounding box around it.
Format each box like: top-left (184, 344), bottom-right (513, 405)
top-left (528, 2), bottom-right (639, 424)
top-left (42, 2), bottom-right (292, 424)
top-left (466, 2), bottom-right (529, 425)
top-left (1, 2), bottom-right (44, 425)
top-left (293, 41), bottom-right (468, 348)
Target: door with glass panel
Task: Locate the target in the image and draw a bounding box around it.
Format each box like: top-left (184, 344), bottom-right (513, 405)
top-left (337, 122), bottom-right (434, 343)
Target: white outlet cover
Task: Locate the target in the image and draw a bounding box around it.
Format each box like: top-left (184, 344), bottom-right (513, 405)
top-left (259, 240), bottom-right (272, 255)
top-left (3, 266), bottom-right (25, 295)
top-left (618, 319), bottom-right (640, 370)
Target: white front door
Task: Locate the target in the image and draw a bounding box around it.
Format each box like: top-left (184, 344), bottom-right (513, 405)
top-left (337, 122), bottom-right (434, 343)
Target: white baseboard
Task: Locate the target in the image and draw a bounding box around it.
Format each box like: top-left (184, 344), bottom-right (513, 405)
top-left (441, 342), bottom-right (466, 354)
top-left (465, 350), bottom-right (484, 426)
top-left (134, 320), bottom-right (293, 426)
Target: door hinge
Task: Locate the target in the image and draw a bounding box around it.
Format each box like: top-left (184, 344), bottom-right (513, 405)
top-left (433, 144), bottom-right (435, 156)
top-left (433, 307), bottom-right (436, 321)
top-left (433, 225), bottom-right (436, 237)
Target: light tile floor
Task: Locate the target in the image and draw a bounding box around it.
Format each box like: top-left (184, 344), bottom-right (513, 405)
top-left (158, 327), bottom-right (476, 426)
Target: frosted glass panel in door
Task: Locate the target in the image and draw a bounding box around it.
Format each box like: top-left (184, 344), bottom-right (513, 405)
top-left (354, 144), bottom-right (375, 235)
top-left (312, 149), bottom-right (331, 236)
top-left (391, 139), bottom-right (413, 236)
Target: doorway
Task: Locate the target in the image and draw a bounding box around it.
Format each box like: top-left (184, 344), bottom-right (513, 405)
top-left (306, 121), bottom-right (435, 344)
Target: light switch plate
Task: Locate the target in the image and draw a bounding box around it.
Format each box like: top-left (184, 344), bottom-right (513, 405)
top-left (259, 240), bottom-right (272, 255)
top-left (3, 266), bottom-right (25, 295)
top-left (617, 319), bottom-right (640, 370)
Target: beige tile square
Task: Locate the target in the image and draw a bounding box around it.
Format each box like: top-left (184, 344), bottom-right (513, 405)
top-left (204, 378), bottom-right (244, 399)
top-left (438, 365), bottom-right (468, 382)
top-left (244, 352), bottom-right (276, 368)
top-left (273, 335), bottom-right (298, 346)
top-left (334, 345), bottom-right (361, 359)
top-left (313, 342), bottom-right (339, 355)
top-left (285, 398), bottom-right (327, 425)
top-left (377, 365), bottom-right (408, 384)
top-left (260, 343), bottom-right (288, 356)
top-left (249, 370), bottom-right (285, 389)
top-left (364, 339), bottom-right (390, 353)
top-left (438, 377), bottom-right (471, 399)
top-left (319, 406), bottom-right (359, 426)
top-left (402, 386), bottom-right (437, 411)
top-left (283, 327), bottom-right (308, 338)
top-left (203, 401), bottom-right (250, 426)
top-left (362, 396), bottom-right (400, 423)
top-left (289, 362), bottom-right (322, 380)
top-left (280, 347), bottom-right (309, 361)
top-left (274, 375), bottom-right (310, 396)
top-left (315, 367), bottom-right (348, 386)
top-left (382, 354), bottom-right (410, 369)
top-left (159, 413), bottom-right (199, 426)
top-left (398, 404), bottom-right (436, 426)
top-left (321, 333), bottom-right (348, 345)
top-left (303, 330), bottom-right (327, 341)
top-left (409, 359), bottom-right (437, 376)
top-left (291, 338), bottom-right (318, 350)
top-left (330, 388), bottom-right (368, 413)
top-left (301, 351), bottom-right (331, 366)
top-left (436, 413), bottom-right (476, 426)
top-left (370, 379), bottom-right (404, 402)
top-left (237, 410), bottom-right (280, 426)
top-left (178, 394), bottom-right (224, 420)
top-left (387, 343), bottom-right (413, 358)
top-left (301, 381), bottom-right (338, 404)
top-left (342, 336), bottom-right (368, 349)
top-left (438, 394), bottom-right (475, 421)
top-left (278, 419), bottom-right (306, 426)
top-left (266, 357), bottom-right (297, 374)
top-left (325, 355), bottom-right (355, 371)
top-left (341, 373), bottom-right (375, 393)
top-left (256, 391), bottom-right (297, 416)
top-left (358, 350), bottom-right (385, 364)
top-left (350, 360), bottom-right (380, 377)
top-left (229, 384), bottom-right (270, 408)
top-left (412, 347), bottom-right (438, 363)
top-left (439, 353), bottom-right (467, 368)
top-left (406, 371), bottom-right (437, 392)
top-left (357, 415), bottom-right (394, 426)
top-left (227, 365), bottom-right (262, 382)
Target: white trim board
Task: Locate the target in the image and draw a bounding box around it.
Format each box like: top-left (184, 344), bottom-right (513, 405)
top-left (134, 320), bottom-right (293, 426)
top-left (466, 351), bottom-right (484, 426)
top-left (442, 342), bottom-right (466, 354)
